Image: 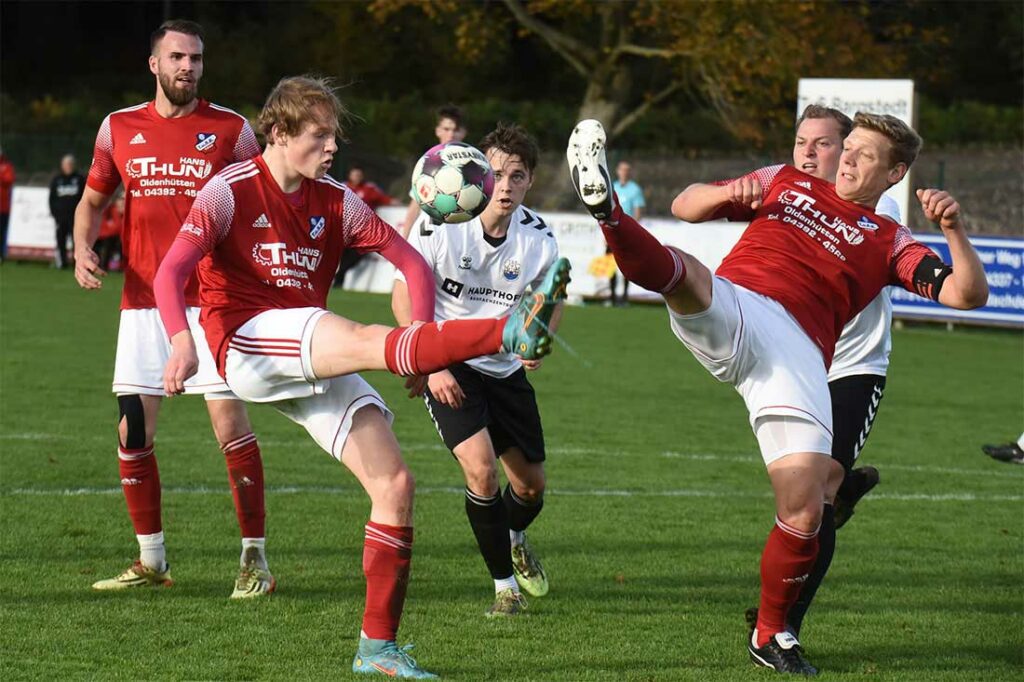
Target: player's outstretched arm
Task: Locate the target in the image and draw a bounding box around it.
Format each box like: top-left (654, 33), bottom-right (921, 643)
top-left (917, 188), bottom-right (989, 310)
top-left (72, 186), bottom-right (112, 289)
top-left (671, 177), bottom-right (762, 223)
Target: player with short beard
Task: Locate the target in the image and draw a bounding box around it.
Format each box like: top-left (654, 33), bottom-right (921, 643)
top-left (392, 123), bottom-right (562, 618)
top-left (154, 76), bottom-right (568, 678)
top-left (72, 19), bottom-right (274, 599)
top-left (567, 113), bottom-right (987, 675)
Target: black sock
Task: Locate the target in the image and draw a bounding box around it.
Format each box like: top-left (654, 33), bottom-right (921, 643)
top-left (787, 504), bottom-right (836, 636)
top-left (503, 483), bottom-right (543, 534)
top-left (464, 488), bottom-right (513, 580)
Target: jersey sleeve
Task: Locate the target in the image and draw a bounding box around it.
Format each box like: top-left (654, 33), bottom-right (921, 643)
top-left (706, 164), bottom-right (786, 222)
top-left (86, 115), bottom-right (121, 195)
top-left (342, 187), bottom-right (398, 253)
top-left (233, 120), bottom-right (262, 162)
top-left (889, 225), bottom-right (952, 301)
top-left (177, 175), bottom-right (236, 253)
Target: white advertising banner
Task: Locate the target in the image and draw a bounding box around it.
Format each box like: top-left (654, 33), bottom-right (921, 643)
top-left (7, 186), bottom-right (57, 260)
top-left (797, 78), bottom-right (915, 221)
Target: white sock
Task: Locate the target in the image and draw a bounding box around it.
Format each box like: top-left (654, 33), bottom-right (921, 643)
top-left (1017, 432), bottom-right (1024, 450)
top-left (509, 529), bottom-right (525, 546)
top-left (241, 537), bottom-right (267, 569)
top-left (137, 531), bottom-right (166, 571)
top-left (494, 576), bottom-right (519, 594)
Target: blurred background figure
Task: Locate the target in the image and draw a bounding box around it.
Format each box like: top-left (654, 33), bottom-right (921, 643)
top-left (0, 150), bottom-right (13, 263)
top-left (48, 154), bottom-right (84, 269)
top-left (982, 433), bottom-right (1024, 464)
top-left (334, 166), bottom-right (399, 288)
top-left (607, 160), bottom-right (645, 306)
top-left (96, 192), bottom-right (125, 271)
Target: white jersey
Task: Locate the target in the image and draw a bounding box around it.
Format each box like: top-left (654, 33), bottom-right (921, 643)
top-left (828, 194), bottom-right (901, 381)
top-left (397, 206), bottom-right (559, 378)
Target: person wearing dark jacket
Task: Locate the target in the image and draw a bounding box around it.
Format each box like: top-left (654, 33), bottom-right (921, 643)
top-left (49, 154), bottom-right (85, 268)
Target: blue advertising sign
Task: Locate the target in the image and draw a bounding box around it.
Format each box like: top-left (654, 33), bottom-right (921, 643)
top-left (890, 234), bottom-right (1024, 327)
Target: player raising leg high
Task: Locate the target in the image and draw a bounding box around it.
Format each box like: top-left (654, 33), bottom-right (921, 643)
top-left (567, 115), bottom-right (986, 675)
top-left (73, 20), bottom-right (273, 598)
top-left (393, 123), bottom-right (561, 617)
top-left (154, 76), bottom-right (568, 678)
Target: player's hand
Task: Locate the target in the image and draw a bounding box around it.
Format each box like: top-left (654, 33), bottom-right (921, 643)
top-left (428, 370), bottom-right (465, 409)
top-left (404, 374), bottom-right (428, 398)
top-left (917, 188), bottom-right (963, 230)
top-left (725, 176), bottom-right (763, 210)
top-left (163, 331), bottom-right (199, 396)
top-left (519, 357), bottom-right (544, 371)
top-left (73, 246), bottom-right (106, 289)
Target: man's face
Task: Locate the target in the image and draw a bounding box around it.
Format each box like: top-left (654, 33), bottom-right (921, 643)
top-left (483, 149), bottom-right (532, 219)
top-left (435, 117), bottom-right (461, 145)
top-left (793, 117), bottom-right (843, 181)
top-left (616, 162), bottom-right (631, 184)
top-left (150, 31), bottom-right (204, 106)
top-left (279, 108), bottom-right (339, 181)
top-left (347, 168), bottom-right (365, 186)
top-left (61, 156), bottom-right (75, 175)
top-left (835, 127), bottom-right (905, 201)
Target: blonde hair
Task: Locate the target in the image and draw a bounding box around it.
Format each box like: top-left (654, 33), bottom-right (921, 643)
top-left (257, 76), bottom-right (347, 143)
top-left (852, 112), bottom-right (922, 168)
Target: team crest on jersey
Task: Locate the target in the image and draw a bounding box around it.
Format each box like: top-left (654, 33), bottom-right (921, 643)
top-left (459, 255), bottom-right (473, 270)
top-left (856, 215), bottom-right (880, 231)
top-left (195, 133), bottom-right (217, 153)
top-left (309, 216), bottom-right (326, 240)
top-left (502, 259), bottom-right (521, 281)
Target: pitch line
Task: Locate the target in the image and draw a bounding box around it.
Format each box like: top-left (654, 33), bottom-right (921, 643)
top-left (2, 433), bottom-right (1019, 479)
top-left (0, 485), bottom-right (1020, 502)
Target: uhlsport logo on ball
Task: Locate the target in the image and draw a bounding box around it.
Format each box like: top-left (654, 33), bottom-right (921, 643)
top-left (412, 141), bottom-right (494, 224)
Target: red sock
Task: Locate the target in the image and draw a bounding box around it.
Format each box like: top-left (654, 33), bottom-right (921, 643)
top-left (755, 517), bottom-right (820, 646)
top-left (384, 320), bottom-right (505, 377)
top-left (222, 433), bottom-right (266, 538)
top-left (362, 522), bottom-right (413, 641)
top-left (601, 207), bottom-right (685, 293)
top-left (118, 445), bottom-right (162, 535)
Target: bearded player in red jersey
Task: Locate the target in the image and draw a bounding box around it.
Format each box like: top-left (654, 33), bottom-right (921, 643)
top-left (154, 76), bottom-right (568, 679)
top-left (72, 20), bottom-right (274, 598)
top-left (567, 114), bottom-right (987, 676)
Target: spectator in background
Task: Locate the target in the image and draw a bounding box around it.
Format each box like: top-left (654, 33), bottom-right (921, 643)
top-left (96, 192), bottom-right (125, 271)
top-left (49, 154), bottom-right (85, 269)
top-left (400, 105), bottom-right (467, 238)
top-left (334, 166), bottom-right (400, 288)
top-left (0, 150), bottom-right (14, 262)
top-left (607, 161), bottom-right (646, 305)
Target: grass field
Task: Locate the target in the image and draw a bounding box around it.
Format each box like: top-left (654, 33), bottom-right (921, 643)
top-left (1, 263), bottom-right (1021, 681)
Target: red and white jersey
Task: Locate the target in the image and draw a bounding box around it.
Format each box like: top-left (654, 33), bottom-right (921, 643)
top-left (713, 165), bottom-right (941, 367)
top-left (176, 155), bottom-right (398, 373)
top-left (87, 100), bottom-right (261, 309)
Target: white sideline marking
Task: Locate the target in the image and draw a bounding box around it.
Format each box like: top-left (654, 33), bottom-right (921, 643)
top-left (1, 485), bottom-right (1020, 502)
top-left (4, 433), bottom-right (1019, 479)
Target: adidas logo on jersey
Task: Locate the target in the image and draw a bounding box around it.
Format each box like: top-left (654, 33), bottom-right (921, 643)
top-left (252, 213), bottom-right (271, 229)
top-left (795, 180), bottom-right (812, 189)
top-left (129, 133), bottom-right (147, 145)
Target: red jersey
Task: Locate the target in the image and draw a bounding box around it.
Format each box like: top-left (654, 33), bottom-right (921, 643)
top-left (86, 100), bottom-right (261, 309)
top-left (346, 181), bottom-right (393, 210)
top-left (713, 165), bottom-right (941, 366)
top-left (176, 156), bottom-right (398, 373)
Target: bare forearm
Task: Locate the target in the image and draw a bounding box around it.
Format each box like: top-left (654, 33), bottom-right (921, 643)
top-left (941, 226), bottom-right (989, 309)
top-left (671, 183), bottom-right (729, 222)
top-left (400, 199), bottom-right (420, 239)
top-left (73, 200), bottom-right (102, 250)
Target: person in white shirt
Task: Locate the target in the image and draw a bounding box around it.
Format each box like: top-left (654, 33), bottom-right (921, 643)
top-left (393, 123), bottom-right (563, 618)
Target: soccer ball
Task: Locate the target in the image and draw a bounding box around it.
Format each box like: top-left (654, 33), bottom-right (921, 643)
top-left (411, 142), bottom-right (494, 224)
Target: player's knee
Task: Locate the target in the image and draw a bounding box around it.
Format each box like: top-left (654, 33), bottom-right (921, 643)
top-left (776, 497), bottom-right (824, 533)
top-left (463, 462), bottom-right (499, 497)
top-left (376, 466), bottom-right (415, 507)
top-left (117, 394), bottom-right (149, 449)
top-left (512, 470), bottom-right (546, 502)
top-left (207, 400), bottom-right (252, 446)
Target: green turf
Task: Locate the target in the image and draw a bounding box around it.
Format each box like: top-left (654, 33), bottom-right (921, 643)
top-left (1, 263), bottom-right (1021, 680)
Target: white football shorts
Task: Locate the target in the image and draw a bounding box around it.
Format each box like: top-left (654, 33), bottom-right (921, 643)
top-left (667, 276), bottom-right (833, 465)
top-left (113, 307), bottom-right (235, 399)
top-left (225, 306), bottom-right (393, 459)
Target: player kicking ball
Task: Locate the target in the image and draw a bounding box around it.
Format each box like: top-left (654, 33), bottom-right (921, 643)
top-left (567, 116), bottom-right (987, 675)
top-left (393, 123), bottom-right (561, 617)
top-left (155, 76), bottom-right (568, 679)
